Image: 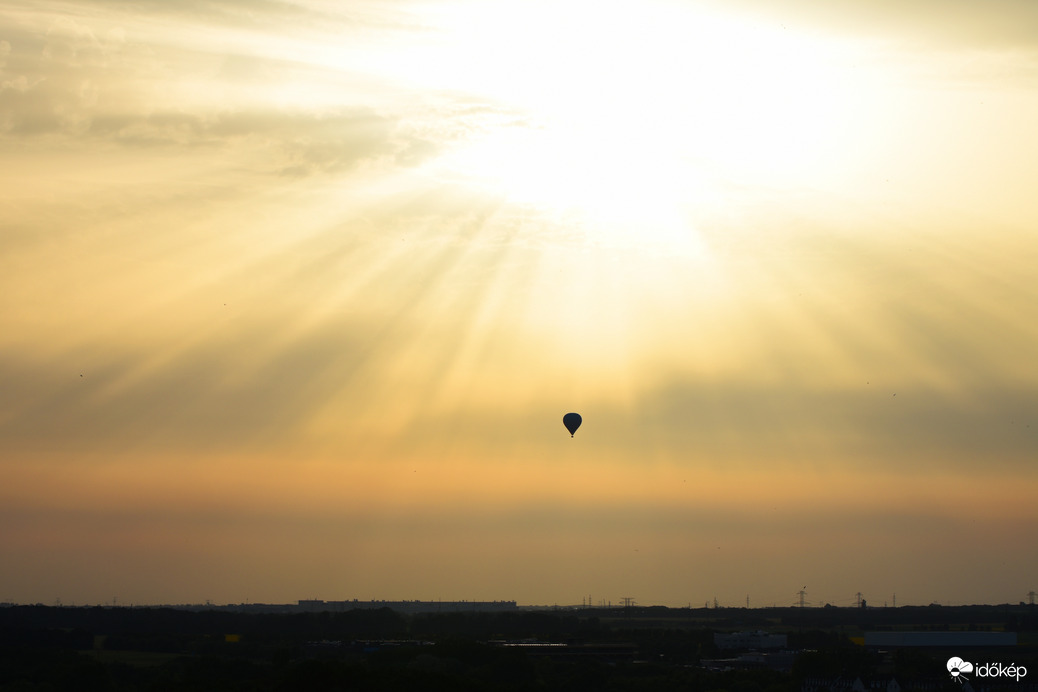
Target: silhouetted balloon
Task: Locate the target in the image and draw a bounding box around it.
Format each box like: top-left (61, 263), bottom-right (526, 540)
top-left (563, 412), bottom-right (582, 437)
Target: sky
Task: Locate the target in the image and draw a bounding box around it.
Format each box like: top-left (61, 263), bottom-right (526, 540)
top-left (2, 0), bottom-right (1037, 609)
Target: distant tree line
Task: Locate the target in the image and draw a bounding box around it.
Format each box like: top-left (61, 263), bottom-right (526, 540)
top-left (1, 603), bottom-right (1036, 691)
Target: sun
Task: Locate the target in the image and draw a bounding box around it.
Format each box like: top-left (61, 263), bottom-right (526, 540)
top-left (392, 0), bottom-right (867, 254)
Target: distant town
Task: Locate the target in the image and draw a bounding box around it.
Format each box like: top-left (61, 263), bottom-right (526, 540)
top-left (5, 596), bottom-right (1038, 613)
top-left (3, 599), bottom-right (1036, 690)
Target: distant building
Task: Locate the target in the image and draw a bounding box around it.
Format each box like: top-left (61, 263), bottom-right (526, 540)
top-left (701, 651), bottom-right (796, 671)
top-left (296, 599), bottom-right (518, 614)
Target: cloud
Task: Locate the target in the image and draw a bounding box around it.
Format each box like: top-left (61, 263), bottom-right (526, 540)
top-left (85, 108), bottom-right (414, 175)
top-left (67, 0), bottom-right (407, 34)
top-left (0, 56), bottom-right (429, 174)
top-left (0, 318), bottom-right (380, 455)
top-left (622, 376), bottom-right (1038, 472)
top-left (0, 9), bottom-right (439, 175)
top-left (721, 0), bottom-right (1038, 50)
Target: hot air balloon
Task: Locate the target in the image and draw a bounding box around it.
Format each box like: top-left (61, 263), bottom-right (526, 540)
top-left (563, 412), bottom-right (582, 437)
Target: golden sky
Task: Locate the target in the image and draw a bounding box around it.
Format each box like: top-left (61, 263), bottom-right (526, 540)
top-left (2, 0), bottom-right (1037, 607)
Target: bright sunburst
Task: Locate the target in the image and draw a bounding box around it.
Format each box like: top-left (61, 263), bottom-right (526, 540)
top-left (373, 0), bottom-right (874, 255)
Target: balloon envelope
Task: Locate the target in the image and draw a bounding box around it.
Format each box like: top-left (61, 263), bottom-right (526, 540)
top-left (563, 412), bottom-right (582, 437)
